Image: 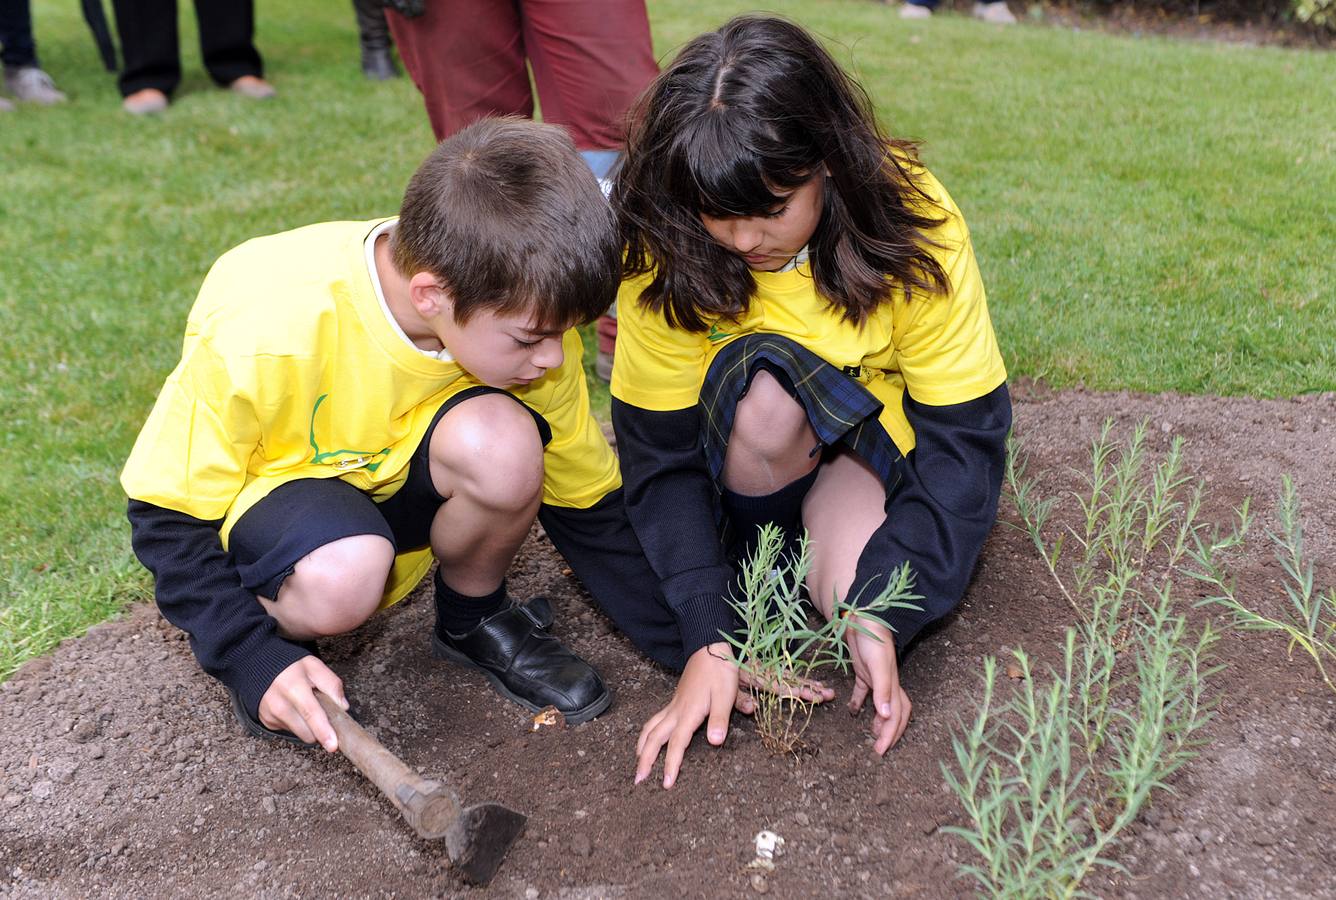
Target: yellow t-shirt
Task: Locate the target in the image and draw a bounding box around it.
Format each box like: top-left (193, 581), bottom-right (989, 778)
top-left (122, 219), bottom-right (619, 606)
top-left (611, 168), bottom-right (1007, 456)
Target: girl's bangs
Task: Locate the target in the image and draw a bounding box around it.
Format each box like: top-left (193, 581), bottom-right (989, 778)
top-left (677, 115), bottom-right (809, 218)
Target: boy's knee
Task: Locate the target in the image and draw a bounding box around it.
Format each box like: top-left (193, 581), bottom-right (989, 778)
top-left (430, 394), bottom-right (544, 510)
top-left (280, 535), bottom-right (395, 636)
top-left (730, 370), bottom-right (813, 462)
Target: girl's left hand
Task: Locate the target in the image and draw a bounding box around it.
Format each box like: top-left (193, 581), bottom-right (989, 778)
top-left (846, 616), bottom-right (911, 755)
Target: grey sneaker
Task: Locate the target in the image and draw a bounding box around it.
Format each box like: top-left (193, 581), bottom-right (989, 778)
top-left (4, 67), bottom-right (67, 105)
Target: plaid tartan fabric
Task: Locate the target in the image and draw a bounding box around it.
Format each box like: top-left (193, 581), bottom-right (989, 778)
top-left (698, 334), bottom-right (903, 493)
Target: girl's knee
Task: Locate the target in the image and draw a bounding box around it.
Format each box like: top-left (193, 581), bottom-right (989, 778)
top-left (729, 370), bottom-right (815, 464)
top-left (429, 395), bottom-right (544, 509)
top-left (280, 535), bottom-right (394, 636)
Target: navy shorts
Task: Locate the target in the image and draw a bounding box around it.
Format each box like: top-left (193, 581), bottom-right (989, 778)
top-left (228, 387), bottom-right (551, 600)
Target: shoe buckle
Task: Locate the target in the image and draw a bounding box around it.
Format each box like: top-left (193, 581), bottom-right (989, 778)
top-left (518, 596), bottom-right (555, 629)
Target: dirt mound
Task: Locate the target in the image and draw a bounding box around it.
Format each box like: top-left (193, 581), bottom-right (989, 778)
top-left (3, 388), bottom-right (1334, 899)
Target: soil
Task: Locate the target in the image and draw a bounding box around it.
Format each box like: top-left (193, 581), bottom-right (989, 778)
top-left (3, 385), bottom-right (1335, 899)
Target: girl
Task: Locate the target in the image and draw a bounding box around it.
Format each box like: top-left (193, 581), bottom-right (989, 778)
top-left (609, 15), bottom-right (1012, 789)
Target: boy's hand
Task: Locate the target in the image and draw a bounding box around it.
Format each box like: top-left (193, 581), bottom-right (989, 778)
top-left (846, 617), bottom-right (911, 755)
top-left (259, 656), bottom-right (348, 753)
top-left (635, 642), bottom-right (742, 789)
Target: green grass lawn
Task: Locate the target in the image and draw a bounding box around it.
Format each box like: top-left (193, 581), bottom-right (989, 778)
top-left (1, 0), bottom-right (1332, 678)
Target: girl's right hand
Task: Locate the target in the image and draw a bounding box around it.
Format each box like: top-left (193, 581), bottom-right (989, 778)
top-left (635, 642), bottom-right (744, 789)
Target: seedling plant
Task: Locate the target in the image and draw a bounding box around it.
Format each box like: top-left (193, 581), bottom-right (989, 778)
top-left (722, 523), bottom-right (921, 756)
top-left (1189, 475), bottom-right (1336, 694)
top-left (942, 421), bottom-right (1223, 898)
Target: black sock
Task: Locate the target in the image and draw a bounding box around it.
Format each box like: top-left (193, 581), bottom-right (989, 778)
top-left (434, 570), bottom-right (508, 636)
top-left (721, 466), bottom-right (820, 566)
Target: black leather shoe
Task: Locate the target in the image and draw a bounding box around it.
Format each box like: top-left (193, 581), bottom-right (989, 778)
top-left (432, 597), bottom-right (611, 724)
top-left (361, 48), bottom-right (400, 80)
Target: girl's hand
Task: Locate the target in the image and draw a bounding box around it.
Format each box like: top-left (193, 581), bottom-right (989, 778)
top-left (846, 616), bottom-right (911, 755)
top-left (635, 642), bottom-right (743, 789)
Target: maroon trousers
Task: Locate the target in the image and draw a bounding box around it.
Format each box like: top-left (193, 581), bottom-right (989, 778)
top-left (386, 0), bottom-right (658, 149)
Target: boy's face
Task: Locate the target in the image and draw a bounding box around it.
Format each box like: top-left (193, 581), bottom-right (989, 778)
top-left (698, 173), bottom-right (825, 272)
top-left (435, 306), bottom-right (566, 389)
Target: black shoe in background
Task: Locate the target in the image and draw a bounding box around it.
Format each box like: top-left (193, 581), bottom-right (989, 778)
top-left (354, 0), bottom-right (401, 80)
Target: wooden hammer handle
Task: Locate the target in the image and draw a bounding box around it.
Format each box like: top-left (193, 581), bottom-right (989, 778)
top-left (316, 692), bottom-right (462, 838)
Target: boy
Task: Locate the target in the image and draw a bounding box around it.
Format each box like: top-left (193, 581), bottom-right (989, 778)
top-left (122, 118), bottom-right (667, 752)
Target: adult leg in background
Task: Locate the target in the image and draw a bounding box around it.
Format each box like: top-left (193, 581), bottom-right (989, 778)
top-left (518, 0), bottom-right (658, 155)
top-left (352, 0), bottom-right (399, 80)
top-left (385, 0), bottom-right (532, 142)
top-left (0, 0), bottom-right (38, 70)
top-left (109, 0), bottom-right (183, 98)
top-left (192, 0), bottom-right (265, 89)
top-left (0, 0), bottom-right (65, 105)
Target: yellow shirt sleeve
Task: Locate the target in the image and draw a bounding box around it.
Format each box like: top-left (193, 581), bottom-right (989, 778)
top-left (528, 329), bottom-right (621, 509)
top-left (610, 280), bottom-right (709, 411)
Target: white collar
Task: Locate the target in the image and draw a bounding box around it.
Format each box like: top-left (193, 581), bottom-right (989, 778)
top-left (365, 219), bottom-right (454, 362)
top-left (773, 245), bottom-right (810, 273)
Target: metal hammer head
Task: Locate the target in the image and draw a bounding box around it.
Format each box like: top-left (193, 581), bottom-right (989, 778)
top-left (446, 803), bottom-right (529, 885)
top-left (396, 782), bottom-right (527, 885)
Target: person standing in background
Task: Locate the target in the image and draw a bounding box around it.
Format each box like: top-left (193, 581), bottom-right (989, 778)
top-left (110, 0), bottom-right (275, 115)
top-left (897, 0), bottom-right (1017, 23)
top-left (384, 0), bottom-right (657, 180)
top-left (352, 0), bottom-right (400, 81)
top-left (384, 0), bottom-right (659, 381)
top-left (1, 0), bottom-right (67, 109)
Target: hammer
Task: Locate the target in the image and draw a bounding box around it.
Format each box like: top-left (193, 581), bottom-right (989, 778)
top-left (315, 693), bottom-right (527, 885)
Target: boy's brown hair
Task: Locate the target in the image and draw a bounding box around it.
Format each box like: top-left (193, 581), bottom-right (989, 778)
top-left (392, 117), bottom-right (618, 330)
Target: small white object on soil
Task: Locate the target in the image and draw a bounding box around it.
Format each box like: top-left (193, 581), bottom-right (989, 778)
top-left (748, 831), bottom-right (785, 871)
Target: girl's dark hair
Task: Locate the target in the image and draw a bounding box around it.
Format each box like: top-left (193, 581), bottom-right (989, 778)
top-left (613, 15), bottom-right (950, 332)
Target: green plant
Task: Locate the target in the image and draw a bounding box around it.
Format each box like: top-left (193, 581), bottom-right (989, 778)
top-left (1190, 475), bottom-right (1336, 694)
top-left (721, 523), bottom-right (920, 756)
top-left (1293, 0), bottom-right (1336, 31)
top-left (943, 423), bottom-right (1222, 897)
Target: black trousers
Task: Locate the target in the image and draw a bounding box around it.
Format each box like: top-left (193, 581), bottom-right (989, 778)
top-left (110, 0), bottom-right (262, 97)
top-left (0, 0), bottom-right (39, 69)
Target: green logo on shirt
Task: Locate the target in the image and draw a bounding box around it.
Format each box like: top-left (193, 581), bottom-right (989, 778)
top-left (707, 324), bottom-right (733, 343)
top-left (308, 394), bottom-right (391, 472)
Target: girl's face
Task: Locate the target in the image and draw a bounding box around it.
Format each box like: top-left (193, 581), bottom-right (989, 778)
top-left (698, 174), bottom-right (825, 272)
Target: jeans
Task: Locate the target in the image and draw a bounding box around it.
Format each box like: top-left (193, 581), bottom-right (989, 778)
top-left (0, 0), bottom-right (39, 69)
